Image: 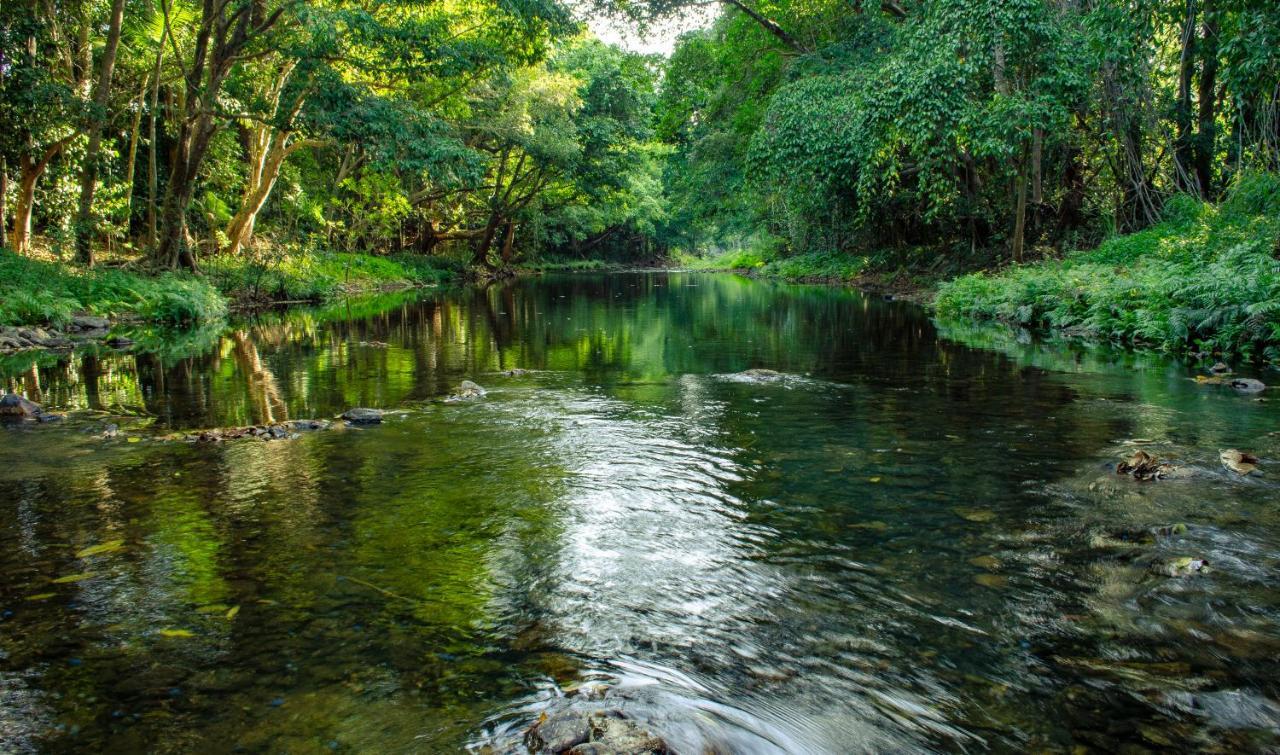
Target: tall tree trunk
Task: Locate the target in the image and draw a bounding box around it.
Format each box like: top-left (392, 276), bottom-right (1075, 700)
top-left (1031, 128), bottom-right (1043, 204)
top-left (222, 68), bottom-right (308, 256)
top-left (1194, 0), bottom-right (1219, 199)
top-left (499, 220), bottom-right (516, 264)
top-left (223, 133), bottom-right (317, 256)
top-left (147, 44), bottom-right (163, 249)
top-left (1174, 0), bottom-right (1198, 194)
top-left (11, 136), bottom-right (73, 255)
top-left (12, 164), bottom-right (40, 255)
top-left (472, 211), bottom-right (502, 269)
top-left (0, 159), bottom-right (7, 250)
top-left (74, 0), bottom-right (127, 266)
top-left (1011, 144), bottom-right (1030, 264)
top-left (122, 85), bottom-right (145, 238)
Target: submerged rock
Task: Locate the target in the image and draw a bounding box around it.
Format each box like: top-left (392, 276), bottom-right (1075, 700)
top-left (341, 408), bottom-right (384, 424)
top-left (181, 420), bottom-right (333, 442)
top-left (1116, 450), bottom-right (1176, 481)
top-left (1149, 557), bottom-right (1210, 577)
top-left (503, 368), bottom-right (531, 377)
top-left (523, 709), bottom-right (669, 755)
top-left (1229, 378), bottom-right (1266, 394)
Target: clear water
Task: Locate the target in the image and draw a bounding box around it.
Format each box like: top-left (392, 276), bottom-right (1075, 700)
top-left (2, 272), bottom-right (1279, 753)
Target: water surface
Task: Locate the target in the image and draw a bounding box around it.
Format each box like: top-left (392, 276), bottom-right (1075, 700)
top-left (2, 272), bottom-right (1279, 753)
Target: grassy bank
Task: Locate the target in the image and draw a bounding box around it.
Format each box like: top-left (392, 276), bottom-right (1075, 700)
top-left (0, 249), bottom-right (464, 329)
top-left (936, 175), bottom-right (1280, 360)
top-left (675, 249), bottom-right (870, 282)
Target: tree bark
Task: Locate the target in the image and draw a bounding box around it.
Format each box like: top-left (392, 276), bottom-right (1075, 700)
top-left (12, 136), bottom-right (75, 255)
top-left (0, 159), bottom-right (7, 250)
top-left (123, 87), bottom-right (145, 238)
top-left (1194, 0), bottom-right (1218, 199)
top-left (1174, 0), bottom-right (1198, 194)
top-left (152, 0), bottom-right (286, 269)
top-left (1011, 144), bottom-right (1029, 264)
top-left (147, 44), bottom-right (164, 249)
top-left (74, 0), bottom-right (127, 266)
top-left (499, 220), bottom-right (516, 264)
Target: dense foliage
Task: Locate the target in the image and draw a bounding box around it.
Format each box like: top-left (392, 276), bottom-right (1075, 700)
top-left (652, 0), bottom-right (1280, 268)
top-left (3, 0), bottom-right (1280, 357)
top-left (0, 0), bottom-right (665, 273)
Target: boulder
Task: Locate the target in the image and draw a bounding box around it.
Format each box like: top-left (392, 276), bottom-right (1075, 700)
top-left (71, 315), bottom-right (111, 331)
top-left (341, 408), bottom-right (384, 424)
top-left (446, 380), bottom-right (487, 401)
top-left (523, 709), bottom-right (669, 755)
top-left (525, 710), bottom-right (590, 753)
top-left (0, 393), bottom-right (42, 418)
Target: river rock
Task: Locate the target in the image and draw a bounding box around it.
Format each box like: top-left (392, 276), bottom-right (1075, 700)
top-left (446, 380), bottom-right (486, 402)
top-left (0, 393), bottom-right (43, 418)
top-left (1210, 362), bottom-right (1232, 374)
top-left (17, 327), bottom-right (50, 344)
top-left (523, 709), bottom-right (669, 755)
top-left (525, 710), bottom-right (590, 752)
top-left (70, 315), bottom-right (111, 331)
top-left (1150, 557), bottom-right (1210, 577)
top-left (341, 408), bottom-right (384, 424)
top-left (1229, 378), bottom-right (1266, 394)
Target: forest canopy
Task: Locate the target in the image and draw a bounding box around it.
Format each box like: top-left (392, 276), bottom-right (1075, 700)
top-left (1, 0), bottom-right (1279, 313)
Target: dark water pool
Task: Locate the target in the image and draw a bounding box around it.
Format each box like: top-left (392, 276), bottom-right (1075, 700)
top-left (2, 272), bottom-right (1279, 753)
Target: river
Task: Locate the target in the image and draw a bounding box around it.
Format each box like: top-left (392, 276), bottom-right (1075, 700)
top-left (2, 272), bottom-right (1278, 753)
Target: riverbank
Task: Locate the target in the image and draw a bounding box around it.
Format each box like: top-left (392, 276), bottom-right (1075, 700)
top-left (0, 248), bottom-right (463, 337)
top-left (937, 176), bottom-right (1280, 361)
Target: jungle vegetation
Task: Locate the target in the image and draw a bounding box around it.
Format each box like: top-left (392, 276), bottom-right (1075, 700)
top-left (1, 0), bottom-right (1278, 355)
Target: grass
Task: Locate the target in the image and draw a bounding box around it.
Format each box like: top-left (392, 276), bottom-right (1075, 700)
top-left (936, 173), bottom-right (1280, 360)
top-left (516, 257), bottom-right (614, 273)
top-left (204, 250), bottom-right (463, 303)
top-left (675, 248), bottom-right (868, 281)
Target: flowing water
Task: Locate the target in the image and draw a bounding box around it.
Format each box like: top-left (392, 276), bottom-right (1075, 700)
top-left (2, 272), bottom-right (1279, 753)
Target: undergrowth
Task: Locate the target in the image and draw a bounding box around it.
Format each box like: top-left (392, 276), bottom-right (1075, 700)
top-left (205, 250), bottom-right (462, 302)
top-left (0, 251), bottom-right (226, 326)
top-left (936, 173), bottom-right (1280, 360)
top-left (675, 248), bottom-right (867, 281)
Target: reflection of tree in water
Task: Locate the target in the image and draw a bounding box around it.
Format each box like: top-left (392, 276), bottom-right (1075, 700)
top-left (230, 330), bottom-right (286, 423)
